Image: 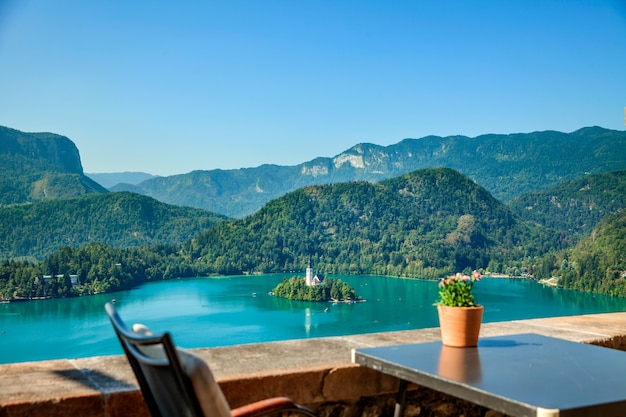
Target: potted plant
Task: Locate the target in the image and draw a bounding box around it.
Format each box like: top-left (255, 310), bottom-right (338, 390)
top-left (434, 271), bottom-right (483, 347)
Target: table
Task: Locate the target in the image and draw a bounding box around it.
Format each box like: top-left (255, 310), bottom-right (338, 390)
top-left (352, 333), bottom-right (626, 417)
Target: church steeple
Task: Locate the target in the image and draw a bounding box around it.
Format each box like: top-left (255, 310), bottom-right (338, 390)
top-left (305, 258), bottom-right (313, 286)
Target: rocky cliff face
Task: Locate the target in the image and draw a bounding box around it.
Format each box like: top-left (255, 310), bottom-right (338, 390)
top-left (0, 126), bottom-right (106, 204)
top-left (0, 126), bottom-right (84, 174)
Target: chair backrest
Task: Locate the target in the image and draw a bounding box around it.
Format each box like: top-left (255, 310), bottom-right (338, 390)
top-left (105, 302), bottom-right (211, 417)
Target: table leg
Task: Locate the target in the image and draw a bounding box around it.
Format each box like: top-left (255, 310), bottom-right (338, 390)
top-left (394, 379), bottom-right (409, 417)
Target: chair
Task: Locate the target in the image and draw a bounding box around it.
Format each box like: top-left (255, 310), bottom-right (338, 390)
top-left (105, 303), bottom-right (317, 417)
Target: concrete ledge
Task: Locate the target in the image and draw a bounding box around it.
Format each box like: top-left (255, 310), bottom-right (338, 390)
top-left (2, 312), bottom-right (626, 417)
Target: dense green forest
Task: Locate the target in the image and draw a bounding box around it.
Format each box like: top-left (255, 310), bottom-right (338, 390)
top-left (186, 168), bottom-right (556, 277)
top-left (509, 170), bottom-right (626, 239)
top-left (0, 167), bottom-right (625, 301)
top-left (0, 243), bottom-right (186, 299)
top-left (272, 277), bottom-right (358, 302)
top-left (564, 210), bottom-right (626, 294)
top-left (0, 192), bottom-right (228, 260)
top-left (530, 210), bottom-right (626, 296)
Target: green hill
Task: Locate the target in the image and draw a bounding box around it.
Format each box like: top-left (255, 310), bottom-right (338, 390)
top-left (186, 168), bottom-right (555, 278)
top-left (0, 126), bottom-right (107, 204)
top-left (556, 210), bottom-right (626, 296)
top-left (0, 168), bottom-right (621, 301)
top-left (0, 192), bottom-right (228, 261)
top-left (508, 170), bottom-right (626, 241)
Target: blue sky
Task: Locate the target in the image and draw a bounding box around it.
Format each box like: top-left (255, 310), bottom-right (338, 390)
top-left (1, 1), bottom-right (625, 176)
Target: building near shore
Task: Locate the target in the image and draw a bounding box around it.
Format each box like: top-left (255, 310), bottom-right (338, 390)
top-left (304, 260), bottom-right (324, 286)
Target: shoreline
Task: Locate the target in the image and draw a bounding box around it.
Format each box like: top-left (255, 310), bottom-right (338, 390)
top-left (538, 277), bottom-right (559, 287)
top-left (483, 273), bottom-right (530, 279)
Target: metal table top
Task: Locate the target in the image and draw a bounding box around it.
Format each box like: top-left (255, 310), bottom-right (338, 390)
top-left (352, 333), bottom-right (626, 417)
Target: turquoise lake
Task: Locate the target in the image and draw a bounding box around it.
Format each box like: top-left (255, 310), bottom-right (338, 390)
top-left (2, 274), bottom-right (626, 364)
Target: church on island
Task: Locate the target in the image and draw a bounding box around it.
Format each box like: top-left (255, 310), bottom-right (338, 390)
top-left (304, 260), bottom-right (324, 286)
top-left (270, 259), bottom-right (359, 302)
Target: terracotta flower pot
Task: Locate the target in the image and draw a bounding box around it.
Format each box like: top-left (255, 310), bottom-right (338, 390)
top-left (437, 305), bottom-right (484, 347)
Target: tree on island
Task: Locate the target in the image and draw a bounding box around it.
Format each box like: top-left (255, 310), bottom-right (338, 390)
top-left (272, 276), bottom-right (358, 302)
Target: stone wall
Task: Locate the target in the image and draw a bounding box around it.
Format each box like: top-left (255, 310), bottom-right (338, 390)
top-left (2, 313), bottom-right (626, 417)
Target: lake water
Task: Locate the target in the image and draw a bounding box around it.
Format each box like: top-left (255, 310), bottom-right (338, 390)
top-left (1, 274), bottom-right (626, 364)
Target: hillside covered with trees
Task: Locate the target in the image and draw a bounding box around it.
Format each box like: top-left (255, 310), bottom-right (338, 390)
top-left (508, 169), bottom-right (626, 240)
top-left (534, 210), bottom-right (626, 296)
top-left (1, 166), bottom-right (625, 301)
top-left (0, 192), bottom-right (227, 260)
top-left (0, 243), bottom-right (187, 299)
top-left (186, 168), bottom-right (556, 278)
top-left (1, 121), bottom-right (625, 302)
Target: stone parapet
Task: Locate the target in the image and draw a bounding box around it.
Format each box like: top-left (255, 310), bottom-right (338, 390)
top-left (2, 312), bottom-right (626, 417)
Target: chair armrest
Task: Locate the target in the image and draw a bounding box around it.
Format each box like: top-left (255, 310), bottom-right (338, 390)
top-left (231, 396), bottom-right (316, 417)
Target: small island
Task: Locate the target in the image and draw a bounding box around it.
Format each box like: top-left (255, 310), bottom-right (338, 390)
top-left (271, 261), bottom-right (361, 302)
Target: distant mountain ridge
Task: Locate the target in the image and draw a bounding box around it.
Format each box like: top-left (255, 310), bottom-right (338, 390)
top-left (113, 126), bottom-right (626, 218)
top-left (86, 172), bottom-right (157, 188)
top-left (3, 124), bottom-right (626, 221)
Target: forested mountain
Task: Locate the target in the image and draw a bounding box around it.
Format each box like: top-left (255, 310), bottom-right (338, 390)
top-left (1, 167), bottom-right (623, 301)
top-left (5, 124), bottom-right (625, 219)
top-left (114, 126), bottom-right (626, 218)
top-left (508, 170), bottom-right (626, 241)
top-left (0, 126), bottom-right (106, 204)
top-left (1, 123), bottom-right (624, 301)
top-left (0, 192), bottom-right (227, 261)
top-left (185, 168), bottom-right (556, 278)
top-left (552, 210), bottom-right (626, 297)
